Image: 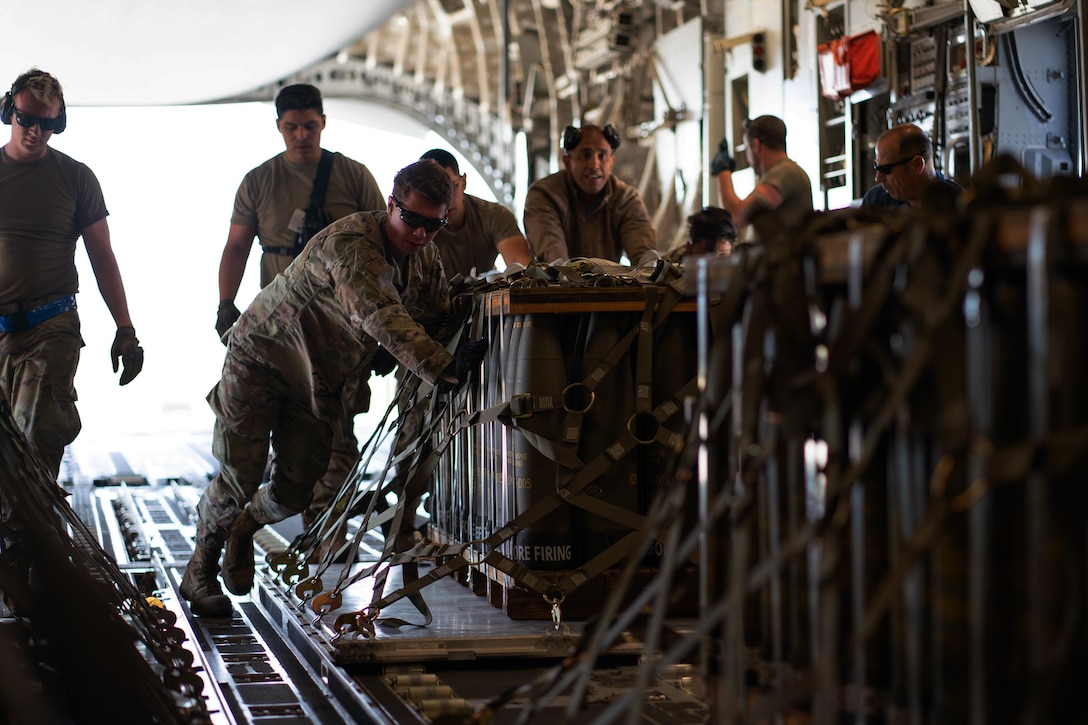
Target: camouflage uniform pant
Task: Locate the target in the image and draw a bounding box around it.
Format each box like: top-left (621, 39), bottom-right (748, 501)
top-left (302, 376), bottom-right (371, 530)
top-left (0, 312), bottom-right (81, 477)
top-left (195, 352), bottom-right (333, 547)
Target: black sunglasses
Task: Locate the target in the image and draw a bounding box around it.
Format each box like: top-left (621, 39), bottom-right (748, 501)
top-left (873, 155), bottom-right (917, 176)
top-left (14, 109), bottom-right (63, 132)
top-left (391, 196), bottom-right (447, 233)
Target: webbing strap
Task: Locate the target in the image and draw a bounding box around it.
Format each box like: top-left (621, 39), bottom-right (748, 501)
top-left (321, 341), bottom-right (484, 622)
top-left (332, 388), bottom-right (459, 594)
top-left (294, 308), bottom-right (474, 610)
top-left (634, 286), bottom-right (659, 415)
top-left (355, 372), bottom-right (700, 621)
top-left (562, 321), bottom-right (641, 444)
top-left (322, 281), bottom-right (702, 633)
top-left (736, 214), bottom-right (997, 614)
top-left (826, 215), bottom-right (995, 505)
top-left (511, 420), bottom-right (586, 470)
top-left (340, 392), bottom-right (725, 639)
top-left (308, 150), bottom-right (335, 211)
top-left (739, 417), bottom-right (1088, 724)
top-left (468, 392), bottom-right (565, 426)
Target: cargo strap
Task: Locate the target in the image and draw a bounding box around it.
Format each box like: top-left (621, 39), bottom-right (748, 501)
top-left (300, 316), bottom-right (480, 626)
top-left (278, 313), bottom-right (473, 629)
top-left (317, 253), bottom-right (761, 631)
top-left (289, 266), bottom-right (750, 635)
top-left (468, 284), bottom-right (684, 467)
top-left (475, 193), bottom-right (1088, 719)
top-left (0, 400), bottom-right (208, 712)
top-left (287, 274), bottom-right (737, 636)
top-left (321, 279), bottom-right (750, 637)
top-left (285, 287), bottom-right (593, 630)
top-left (716, 211), bottom-right (995, 713)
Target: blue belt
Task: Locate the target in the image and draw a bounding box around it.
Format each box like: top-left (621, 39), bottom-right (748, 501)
top-left (0, 295), bottom-right (77, 333)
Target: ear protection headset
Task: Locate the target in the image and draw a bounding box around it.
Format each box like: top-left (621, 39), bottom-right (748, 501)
top-left (562, 123), bottom-right (620, 153)
top-left (1, 71), bottom-right (67, 134)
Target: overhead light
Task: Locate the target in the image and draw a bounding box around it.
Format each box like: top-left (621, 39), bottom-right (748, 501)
top-left (573, 11), bottom-right (636, 72)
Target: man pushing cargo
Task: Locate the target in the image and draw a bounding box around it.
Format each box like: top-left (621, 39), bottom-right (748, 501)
top-left (523, 123), bottom-right (658, 266)
top-left (180, 160), bottom-right (487, 617)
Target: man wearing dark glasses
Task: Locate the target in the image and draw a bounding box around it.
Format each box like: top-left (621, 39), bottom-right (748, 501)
top-left (181, 160), bottom-right (488, 617)
top-left (861, 123), bottom-right (963, 209)
top-left (0, 68), bottom-right (144, 479)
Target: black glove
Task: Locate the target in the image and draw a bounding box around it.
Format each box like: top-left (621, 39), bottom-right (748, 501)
top-left (710, 138), bottom-right (735, 176)
top-left (370, 347), bottom-right (398, 376)
top-left (452, 339), bottom-right (488, 382)
top-left (111, 326), bottom-right (144, 386)
top-left (216, 299), bottom-right (241, 343)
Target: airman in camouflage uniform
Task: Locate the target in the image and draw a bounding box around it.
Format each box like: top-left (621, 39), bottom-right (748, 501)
top-left (181, 160), bottom-right (477, 617)
top-left (213, 83), bottom-right (387, 558)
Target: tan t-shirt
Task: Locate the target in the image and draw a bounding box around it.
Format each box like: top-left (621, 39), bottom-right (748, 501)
top-left (434, 194), bottom-right (523, 277)
top-left (231, 151), bottom-right (385, 286)
top-left (751, 157), bottom-right (813, 240)
top-left (0, 147), bottom-right (108, 304)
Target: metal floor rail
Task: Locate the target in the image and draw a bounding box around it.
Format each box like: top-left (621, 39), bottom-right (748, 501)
top-left (72, 479), bottom-right (707, 724)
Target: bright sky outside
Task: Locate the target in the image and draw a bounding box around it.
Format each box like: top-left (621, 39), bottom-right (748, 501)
top-left (45, 102), bottom-right (502, 467)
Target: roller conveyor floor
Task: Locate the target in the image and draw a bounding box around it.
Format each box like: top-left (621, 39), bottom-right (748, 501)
top-left (12, 434), bottom-right (709, 724)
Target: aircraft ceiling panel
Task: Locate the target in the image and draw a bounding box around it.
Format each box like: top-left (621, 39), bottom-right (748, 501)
top-left (0, 0), bottom-right (414, 106)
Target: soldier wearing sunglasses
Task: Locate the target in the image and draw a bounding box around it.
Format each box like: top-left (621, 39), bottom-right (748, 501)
top-left (861, 123), bottom-right (963, 209)
top-left (181, 160), bottom-right (489, 617)
top-left (0, 68), bottom-right (144, 479)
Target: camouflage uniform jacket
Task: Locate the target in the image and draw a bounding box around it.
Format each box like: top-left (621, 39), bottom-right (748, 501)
top-left (227, 210), bottom-right (455, 422)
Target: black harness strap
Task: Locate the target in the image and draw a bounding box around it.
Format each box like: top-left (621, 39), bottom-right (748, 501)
top-left (308, 149), bottom-right (335, 212)
top-left (293, 149), bottom-right (335, 256)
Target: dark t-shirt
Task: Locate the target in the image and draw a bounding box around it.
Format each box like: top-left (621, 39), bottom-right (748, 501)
top-left (0, 147), bottom-right (108, 303)
top-left (860, 172), bottom-right (963, 208)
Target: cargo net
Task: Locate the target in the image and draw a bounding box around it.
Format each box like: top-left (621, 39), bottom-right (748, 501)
top-left (0, 399), bottom-right (212, 723)
top-left (467, 157), bottom-right (1088, 723)
top-left (268, 157), bottom-right (1088, 722)
top-left (266, 252), bottom-right (704, 635)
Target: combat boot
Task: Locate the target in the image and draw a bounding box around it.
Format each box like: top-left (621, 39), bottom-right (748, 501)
top-left (222, 508), bottom-right (263, 595)
top-left (180, 546), bottom-right (232, 617)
